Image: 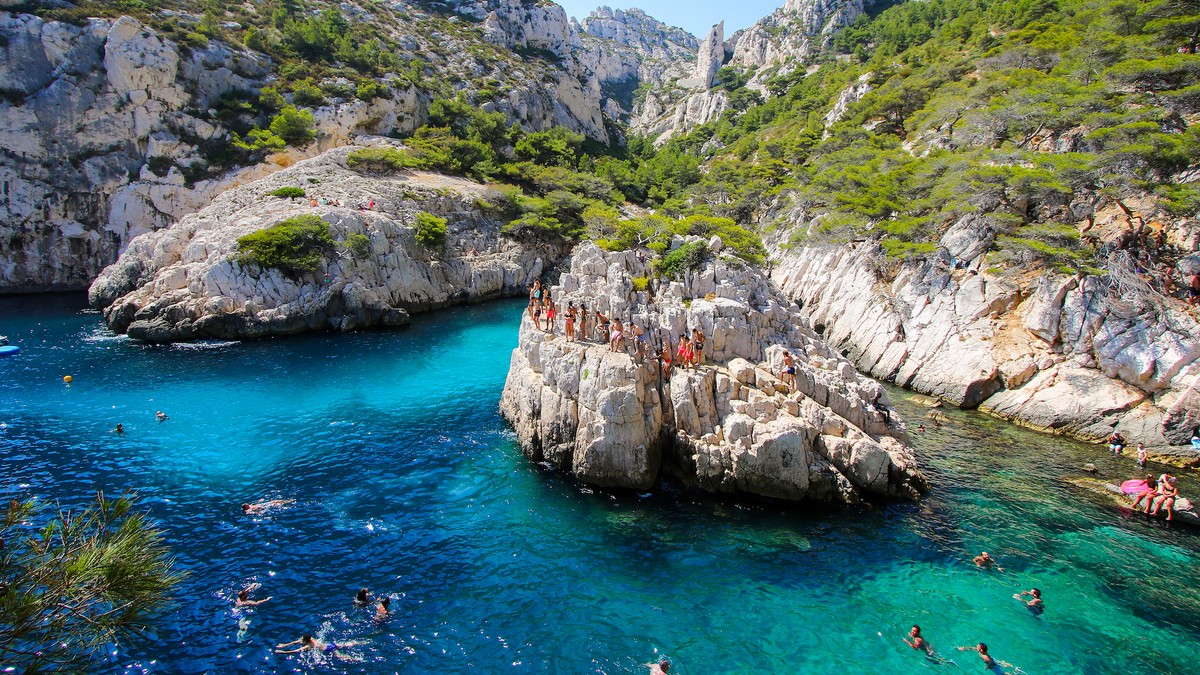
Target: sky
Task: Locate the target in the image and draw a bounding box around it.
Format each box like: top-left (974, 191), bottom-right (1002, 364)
top-left (553, 1), bottom-right (786, 40)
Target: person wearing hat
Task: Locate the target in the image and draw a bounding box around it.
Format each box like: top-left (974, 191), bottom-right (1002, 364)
top-left (1148, 473), bottom-right (1179, 521)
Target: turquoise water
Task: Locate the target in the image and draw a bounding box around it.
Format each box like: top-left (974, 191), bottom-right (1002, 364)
top-left (2, 295), bottom-right (1199, 675)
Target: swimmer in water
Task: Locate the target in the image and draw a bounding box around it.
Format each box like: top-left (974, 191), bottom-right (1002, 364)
top-left (112, 423), bottom-right (124, 434)
top-left (275, 634), bottom-right (358, 656)
top-left (375, 596), bottom-right (391, 619)
top-left (647, 660), bottom-right (670, 674)
top-left (354, 588), bottom-right (370, 605)
top-left (240, 498), bottom-right (296, 515)
top-left (156, 411), bottom-right (169, 422)
top-left (236, 588), bottom-right (271, 607)
top-left (974, 551), bottom-right (1004, 572)
top-left (957, 643), bottom-right (1015, 674)
top-left (1014, 588), bottom-right (1043, 614)
top-left (903, 625), bottom-right (933, 655)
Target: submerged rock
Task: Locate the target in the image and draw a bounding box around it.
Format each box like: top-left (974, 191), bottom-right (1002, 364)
top-left (89, 144), bottom-right (565, 341)
top-left (499, 243), bottom-right (927, 502)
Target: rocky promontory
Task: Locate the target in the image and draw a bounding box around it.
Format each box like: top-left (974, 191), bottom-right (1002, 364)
top-left (89, 144), bottom-right (564, 341)
top-left (500, 242), bottom-right (927, 502)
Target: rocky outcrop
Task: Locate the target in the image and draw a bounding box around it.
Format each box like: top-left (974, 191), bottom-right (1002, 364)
top-left (500, 242), bottom-right (927, 502)
top-left (731, 0), bottom-right (871, 77)
top-left (770, 226), bottom-right (1200, 458)
top-left (89, 143), bottom-right (564, 341)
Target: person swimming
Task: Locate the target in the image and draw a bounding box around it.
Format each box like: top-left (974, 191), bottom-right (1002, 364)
top-left (275, 634), bottom-right (358, 656)
top-left (236, 588), bottom-right (271, 607)
top-left (647, 660), bottom-right (670, 674)
top-left (1014, 588), bottom-right (1043, 614)
top-left (354, 588), bottom-right (370, 605)
top-left (974, 551), bottom-right (1004, 572)
top-left (957, 642), bottom-right (1014, 674)
top-left (241, 498), bottom-right (296, 515)
top-left (112, 423), bottom-right (124, 434)
top-left (375, 596), bottom-right (391, 619)
top-left (903, 625), bottom-right (934, 655)
top-left (156, 411), bottom-right (169, 422)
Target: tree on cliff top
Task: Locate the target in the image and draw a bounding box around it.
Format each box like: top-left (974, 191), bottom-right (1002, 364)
top-left (0, 492), bottom-right (186, 674)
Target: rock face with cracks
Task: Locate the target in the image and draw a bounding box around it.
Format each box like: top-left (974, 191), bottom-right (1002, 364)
top-left (770, 229), bottom-right (1200, 462)
top-left (89, 144), bottom-right (566, 342)
top-left (500, 242), bottom-right (927, 502)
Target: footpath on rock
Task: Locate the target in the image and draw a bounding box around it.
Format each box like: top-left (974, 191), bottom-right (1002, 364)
top-left (500, 242), bottom-right (928, 503)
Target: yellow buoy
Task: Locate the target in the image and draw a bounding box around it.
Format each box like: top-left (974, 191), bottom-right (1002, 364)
top-left (63, 375), bottom-right (73, 383)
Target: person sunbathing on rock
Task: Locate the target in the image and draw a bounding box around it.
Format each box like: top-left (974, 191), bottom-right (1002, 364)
top-left (1131, 475), bottom-right (1158, 510)
top-left (1149, 474), bottom-right (1179, 521)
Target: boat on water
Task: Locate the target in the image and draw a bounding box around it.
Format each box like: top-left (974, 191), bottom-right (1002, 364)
top-left (0, 336), bottom-right (17, 356)
top-left (1065, 477), bottom-right (1200, 528)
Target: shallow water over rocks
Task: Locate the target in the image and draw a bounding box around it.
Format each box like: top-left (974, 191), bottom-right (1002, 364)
top-left (1, 294), bottom-right (1198, 674)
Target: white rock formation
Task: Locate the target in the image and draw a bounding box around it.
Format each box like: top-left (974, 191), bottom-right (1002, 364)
top-left (499, 242), bottom-right (927, 501)
top-left (769, 224), bottom-right (1200, 455)
top-left (89, 144), bottom-right (564, 341)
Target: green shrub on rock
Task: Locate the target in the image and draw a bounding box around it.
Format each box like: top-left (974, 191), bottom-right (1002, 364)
top-left (657, 242), bottom-right (710, 280)
top-left (236, 214), bottom-right (334, 275)
top-left (414, 212), bottom-right (447, 249)
top-left (269, 106), bottom-right (318, 146)
top-left (269, 187), bottom-right (306, 198)
top-left (347, 147), bottom-right (415, 172)
top-left (345, 233), bottom-right (372, 258)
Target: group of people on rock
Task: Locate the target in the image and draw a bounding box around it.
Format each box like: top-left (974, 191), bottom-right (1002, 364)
top-left (232, 499), bottom-right (392, 661)
top-left (1106, 431), bottom-right (1189, 521)
top-left (526, 280), bottom-right (712, 375)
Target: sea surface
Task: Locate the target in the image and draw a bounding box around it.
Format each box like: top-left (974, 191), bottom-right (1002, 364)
top-left (2, 294), bottom-right (1198, 675)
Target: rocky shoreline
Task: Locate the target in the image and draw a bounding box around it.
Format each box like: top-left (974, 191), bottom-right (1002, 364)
top-left (88, 144), bottom-right (566, 341)
top-left (499, 242), bottom-right (927, 502)
top-left (769, 215), bottom-right (1200, 465)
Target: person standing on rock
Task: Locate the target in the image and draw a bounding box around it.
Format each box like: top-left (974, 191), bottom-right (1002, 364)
top-left (691, 328), bottom-right (706, 366)
top-left (781, 351), bottom-right (797, 391)
top-left (578, 304), bottom-right (589, 342)
top-left (610, 318), bottom-right (624, 352)
top-left (1136, 443), bottom-right (1148, 468)
top-left (658, 341), bottom-right (673, 377)
top-left (676, 334), bottom-right (692, 372)
top-left (527, 298), bottom-right (542, 331)
top-left (545, 294), bottom-right (556, 335)
top-left (565, 302), bottom-right (576, 342)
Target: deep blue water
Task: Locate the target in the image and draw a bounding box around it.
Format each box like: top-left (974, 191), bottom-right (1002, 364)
top-left (2, 294), bottom-right (1199, 675)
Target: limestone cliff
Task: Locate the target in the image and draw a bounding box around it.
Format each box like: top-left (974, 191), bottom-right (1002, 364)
top-left (770, 217), bottom-right (1200, 463)
top-left (499, 242), bottom-right (927, 501)
top-left (1, 3), bottom-right (686, 294)
top-left (89, 144), bottom-right (564, 341)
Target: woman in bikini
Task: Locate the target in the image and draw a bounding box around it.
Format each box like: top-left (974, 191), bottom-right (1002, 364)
top-left (610, 318), bottom-right (625, 352)
top-left (577, 304), bottom-right (589, 342)
top-left (1131, 475), bottom-right (1157, 510)
top-left (565, 302), bottom-right (576, 342)
top-left (676, 334), bottom-right (692, 372)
